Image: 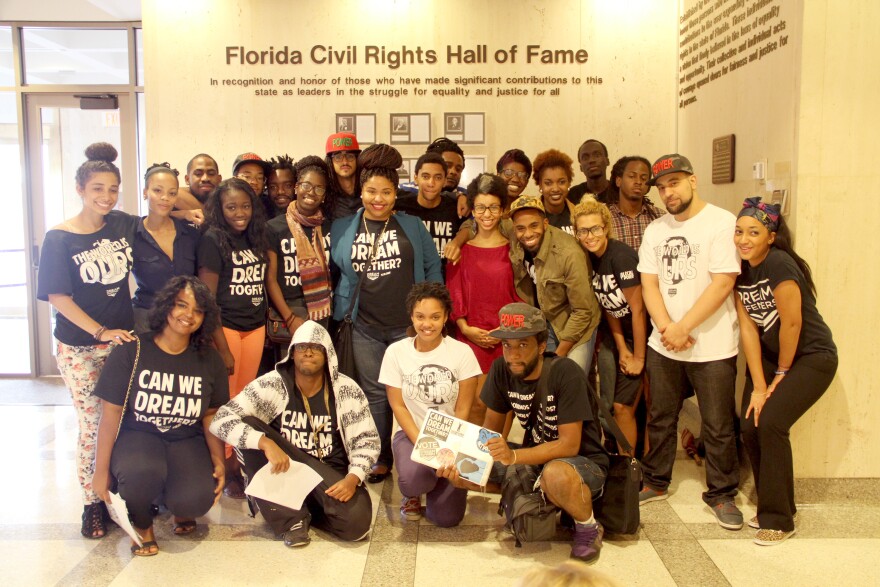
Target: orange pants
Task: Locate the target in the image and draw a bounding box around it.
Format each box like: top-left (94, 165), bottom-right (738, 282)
top-left (223, 326), bottom-right (265, 458)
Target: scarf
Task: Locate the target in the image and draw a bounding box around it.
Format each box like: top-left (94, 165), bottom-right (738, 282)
top-left (738, 196), bottom-right (780, 232)
top-left (286, 205), bottom-right (332, 321)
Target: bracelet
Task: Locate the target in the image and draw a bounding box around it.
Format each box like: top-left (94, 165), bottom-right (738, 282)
top-left (511, 450), bottom-right (517, 465)
top-left (751, 391), bottom-right (768, 397)
top-left (93, 326), bottom-right (107, 341)
top-left (774, 369), bottom-right (789, 376)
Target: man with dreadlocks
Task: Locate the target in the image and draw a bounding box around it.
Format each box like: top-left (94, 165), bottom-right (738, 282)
top-left (266, 154), bottom-right (297, 219)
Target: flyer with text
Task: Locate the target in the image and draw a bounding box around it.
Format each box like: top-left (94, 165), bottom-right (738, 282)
top-left (410, 409), bottom-right (500, 486)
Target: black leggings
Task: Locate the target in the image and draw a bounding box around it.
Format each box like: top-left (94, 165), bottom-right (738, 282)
top-left (741, 352), bottom-right (837, 532)
top-left (239, 417), bottom-right (373, 541)
top-left (112, 429), bottom-right (216, 529)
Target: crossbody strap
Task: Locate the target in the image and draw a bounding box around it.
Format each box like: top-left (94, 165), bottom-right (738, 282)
top-left (115, 336), bottom-right (141, 441)
top-left (525, 355), bottom-right (557, 441)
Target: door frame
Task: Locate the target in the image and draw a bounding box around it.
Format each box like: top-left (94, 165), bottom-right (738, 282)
top-left (24, 92), bottom-right (138, 376)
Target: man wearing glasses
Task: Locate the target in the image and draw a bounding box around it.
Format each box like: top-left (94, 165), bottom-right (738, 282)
top-left (211, 320), bottom-right (380, 548)
top-left (232, 152), bottom-right (272, 200)
top-left (324, 132), bottom-right (363, 222)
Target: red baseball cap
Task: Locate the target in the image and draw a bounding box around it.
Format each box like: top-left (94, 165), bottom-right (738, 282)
top-left (325, 132), bottom-right (361, 155)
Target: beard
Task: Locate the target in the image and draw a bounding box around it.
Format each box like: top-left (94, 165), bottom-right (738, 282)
top-left (667, 192), bottom-right (693, 215)
top-left (506, 352), bottom-right (542, 381)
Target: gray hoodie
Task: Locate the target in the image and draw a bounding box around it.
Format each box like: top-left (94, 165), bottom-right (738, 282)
top-left (209, 320), bottom-right (379, 481)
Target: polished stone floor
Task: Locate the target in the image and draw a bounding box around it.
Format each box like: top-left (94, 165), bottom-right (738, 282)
top-left (2, 380), bottom-right (878, 586)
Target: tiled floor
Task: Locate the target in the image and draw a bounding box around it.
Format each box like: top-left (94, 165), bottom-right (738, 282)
top-left (2, 383), bottom-right (879, 586)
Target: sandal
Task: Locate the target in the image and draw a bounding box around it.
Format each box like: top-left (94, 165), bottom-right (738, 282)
top-left (173, 518), bottom-right (197, 535)
top-left (81, 503), bottom-right (107, 539)
top-left (223, 475), bottom-right (246, 499)
top-left (131, 540), bottom-right (159, 557)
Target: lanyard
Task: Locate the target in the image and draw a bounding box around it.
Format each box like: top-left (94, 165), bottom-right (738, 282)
top-left (299, 381), bottom-right (331, 461)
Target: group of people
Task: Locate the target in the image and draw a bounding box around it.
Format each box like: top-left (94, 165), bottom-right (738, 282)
top-left (36, 133), bottom-right (836, 563)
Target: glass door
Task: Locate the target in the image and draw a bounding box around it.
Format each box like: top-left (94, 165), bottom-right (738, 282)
top-left (26, 93), bottom-right (136, 376)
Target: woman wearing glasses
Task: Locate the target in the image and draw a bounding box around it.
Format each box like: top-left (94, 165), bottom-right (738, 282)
top-left (447, 174), bottom-right (522, 424)
top-left (573, 199), bottom-right (646, 450)
top-left (496, 149), bottom-right (533, 205)
top-left (325, 132), bottom-right (363, 222)
top-left (266, 156), bottom-right (335, 348)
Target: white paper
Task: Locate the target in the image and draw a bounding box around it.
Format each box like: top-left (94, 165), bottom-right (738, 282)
top-left (410, 409), bottom-right (497, 486)
top-left (244, 459), bottom-right (323, 511)
top-left (107, 492), bottom-right (143, 547)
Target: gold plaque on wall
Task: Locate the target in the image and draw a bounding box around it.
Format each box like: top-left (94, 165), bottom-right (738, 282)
top-left (712, 134), bottom-right (735, 184)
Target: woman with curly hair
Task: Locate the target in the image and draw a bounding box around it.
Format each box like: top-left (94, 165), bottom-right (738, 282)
top-left (532, 148), bottom-right (578, 235)
top-left (198, 177), bottom-right (270, 497)
top-left (330, 143), bottom-right (443, 483)
top-left (379, 282), bottom-right (480, 525)
top-left (92, 276), bottom-right (228, 556)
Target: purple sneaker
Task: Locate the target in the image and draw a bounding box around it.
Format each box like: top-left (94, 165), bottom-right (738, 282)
top-left (571, 521), bottom-right (603, 564)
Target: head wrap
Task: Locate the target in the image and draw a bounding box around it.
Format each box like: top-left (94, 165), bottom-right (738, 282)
top-left (738, 197), bottom-right (780, 232)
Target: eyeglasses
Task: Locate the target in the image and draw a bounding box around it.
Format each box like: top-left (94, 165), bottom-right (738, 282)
top-left (331, 152), bottom-right (357, 162)
top-left (268, 182), bottom-right (295, 193)
top-left (500, 169), bottom-right (529, 181)
top-left (576, 225), bottom-right (606, 238)
top-left (237, 173), bottom-right (265, 184)
top-left (297, 182), bottom-right (327, 197)
top-left (473, 204), bottom-right (502, 215)
top-left (293, 342), bottom-right (323, 354)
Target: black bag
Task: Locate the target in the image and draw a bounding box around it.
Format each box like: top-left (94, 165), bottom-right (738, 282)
top-left (266, 307), bottom-right (292, 345)
top-left (591, 393), bottom-right (642, 535)
top-left (497, 357), bottom-right (560, 547)
top-left (499, 464), bottom-right (558, 547)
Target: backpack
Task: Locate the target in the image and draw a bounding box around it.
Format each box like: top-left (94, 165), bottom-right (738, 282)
top-left (497, 356), bottom-right (560, 547)
top-left (498, 463), bottom-right (559, 547)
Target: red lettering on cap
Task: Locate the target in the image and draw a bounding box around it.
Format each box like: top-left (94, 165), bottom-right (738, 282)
top-left (653, 158), bottom-right (674, 175)
top-left (500, 313), bottom-right (525, 328)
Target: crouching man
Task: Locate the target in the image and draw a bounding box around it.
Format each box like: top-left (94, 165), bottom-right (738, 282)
top-left (210, 320), bottom-right (379, 547)
top-left (440, 303), bottom-right (609, 563)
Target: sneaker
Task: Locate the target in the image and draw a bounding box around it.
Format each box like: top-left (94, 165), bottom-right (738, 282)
top-left (749, 511), bottom-right (798, 529)
top-left (639, 486), bottom-right (668, 505)
top-left (754, 527), bottom-right (796, 546)
top-left (571, 522), bottom-right (604, 564)
top-left (282, 515), bottom-right (311, 548)
top-left (401, 496), bottom-right (422, 521)
top-left (712, 501), bottom-right (744, 530)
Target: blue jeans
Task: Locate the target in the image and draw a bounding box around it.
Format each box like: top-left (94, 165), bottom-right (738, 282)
top-left (352, 324), bottom-right (407, 469)
top-left (643, 348), bottom-right (738, 505)
top-left (548, 324), bottom-right (597, 374)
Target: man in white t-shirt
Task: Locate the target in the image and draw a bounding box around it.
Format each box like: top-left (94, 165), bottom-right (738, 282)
top-left (636, 154), bottom-right (743, 530)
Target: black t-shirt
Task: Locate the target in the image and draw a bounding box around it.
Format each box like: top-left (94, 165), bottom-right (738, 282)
top-left (394, 193), bottom-right (463, 259)
top-left (353, 216), bottom-right (415, 330)
top-left (481, 354), bottom-right (608, 469)
top-left (331, 194), bottom-right (363, 223)
top-left (37, 211), bottom-right (138, 346)
top-left (94, 336), bottom-right (229, 440)
top-left (590, 239), bottom-right (641, 339)
top-left (267, 215), bottom-right (332, 307)
top-left (273, 369), bottom-right (347, 473)
top-left (736, 248), bottom-right (836, 360)
top-left (198, 229), bottom-right (267, 331)
top-left (546, 209), bottom-right (574, 235)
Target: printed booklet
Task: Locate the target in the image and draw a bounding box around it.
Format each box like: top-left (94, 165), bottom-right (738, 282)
top-left (410, 409), bottom-right (500, 486)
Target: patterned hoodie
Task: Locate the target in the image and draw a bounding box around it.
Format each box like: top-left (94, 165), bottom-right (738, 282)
top-left (209, 320), bottom-right (379, 481)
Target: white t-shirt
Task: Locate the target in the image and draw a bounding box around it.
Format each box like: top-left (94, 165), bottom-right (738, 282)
top-left (637, 203), bottom-right (740, 362)
top-left (379, 336), bottom-right (482, 428)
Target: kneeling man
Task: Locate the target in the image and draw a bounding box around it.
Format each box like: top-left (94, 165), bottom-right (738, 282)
top-left (211, 321), bottom-right (379, 547)
top-left (442, 303), bottom-right (609, 563)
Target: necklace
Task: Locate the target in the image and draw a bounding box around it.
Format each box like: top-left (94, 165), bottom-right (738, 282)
top-left (361, 215), bottom-right (390, 268)
top-left (298, 381), bottom-right (331, 461)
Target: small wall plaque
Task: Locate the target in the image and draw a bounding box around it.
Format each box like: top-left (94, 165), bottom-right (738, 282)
top-left (712, 134), bottom-right (735, 184)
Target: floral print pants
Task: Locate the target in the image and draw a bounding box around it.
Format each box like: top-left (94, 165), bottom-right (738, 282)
top-left (56, 342), bottom-right (113, 505)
